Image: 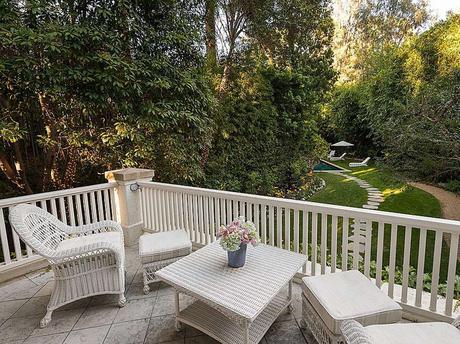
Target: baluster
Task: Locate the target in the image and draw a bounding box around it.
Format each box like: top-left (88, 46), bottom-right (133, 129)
top-left (341, 217), bottom-right (349, 271)
top-left (193, 195), bottom-right (201, 244)
top-left (364, 220), bottom-right (372, 278)
top-left (102, 189), bottom-right (111, 220)
top-left (415, 228), bottom-right (427, 307)
top-left (294, 209), bottom-right (299, 253)
top-left (96, 191), bottom-right (104, 222)
top-left (203, 196), bottom-right (209, 244)
top-left (311, 212), bottom-right (318, 276)
top-left (0, 209), bottom-right (11, 264)
top-left (109, 187), bottom-right (116, 221)
top-left (269, 206), bottom-right (275, 246)
top-left (302, 210), bottom-right (308, 274)
top-left (226, 199), bottom-right (232, 224)
top-left (59, 197), bottom-right (67, 224)
top-left (67, 195), bottom-right (76, 226)
top-left (255, 204), bottom-right (262, 242)
top-left (260, 204), bottom-right (267, 244)
top-left (285, 208), bottom-right (291, 251)
top-left (401, 226), bottom-right (412, 303)
top-left (445, 232), bottom-right (459, 316)
top-left (276, 206), bottom-right (282, 248)
top-left (89, 192), bottom-right (97, 223)
top-left (82, 193), bottom-right (90, 224)
top-left (388, 223), bottom-right (398, 298)
top-left (209, 197), bottom-right (215, 241)
top-left (352, 218), bottom-right (360, 270)
top-left (375, 222), bottom-right (384, 287)
top-left (331, 215), bottom-right (337, 273)
top-left (320, 213), bottom-right (327, 274)
top-left (429, 230), bottom-right (443, 311)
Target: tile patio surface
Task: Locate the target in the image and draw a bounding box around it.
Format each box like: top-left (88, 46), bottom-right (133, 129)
top-left (0, 245), bottom-right (318, 344)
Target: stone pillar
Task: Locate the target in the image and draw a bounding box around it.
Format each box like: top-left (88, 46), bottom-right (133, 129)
top-left (105, 168), bottom-right (154, 246)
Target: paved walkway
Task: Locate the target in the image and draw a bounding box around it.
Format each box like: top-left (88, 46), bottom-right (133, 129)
top-left (338, 172), bottom-right (384, 254)
top-left (0, 245), bottom-right (317, 344)
top-left (409, 182), bottom-right (460, 260)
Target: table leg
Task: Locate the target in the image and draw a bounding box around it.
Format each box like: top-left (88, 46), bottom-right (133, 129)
top-left (174, 291), bottom-right (182, 331)
top-left (243, 320), bottom-right (250, 344)
top-left (287, 279), bottom-right (293, 313)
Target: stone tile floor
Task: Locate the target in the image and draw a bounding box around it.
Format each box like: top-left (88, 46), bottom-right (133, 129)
top-left (0, 245), bottom-right (318, 344)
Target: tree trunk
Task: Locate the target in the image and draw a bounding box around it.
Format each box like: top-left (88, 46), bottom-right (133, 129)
top-left (38, 93), bottom-right (58, 191)
top-left (205, 0), bottom-right (218, 73)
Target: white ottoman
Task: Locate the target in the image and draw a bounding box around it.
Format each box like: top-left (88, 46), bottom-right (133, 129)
top-left (139, 230), bottom-right (192, 294)
top-left (301, 270), bottom-right (402, 344)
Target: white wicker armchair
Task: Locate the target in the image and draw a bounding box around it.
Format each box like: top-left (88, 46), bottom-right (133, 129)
top-left (9, 204), bottom-right (126, 328)
top-left (340, 316), bottom-right (460, 344)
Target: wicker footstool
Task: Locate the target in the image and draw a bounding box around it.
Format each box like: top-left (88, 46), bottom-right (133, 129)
top-left (301, 270), bottom-right (402, 344)
top-left (139, 230), bottom-right (192, 294)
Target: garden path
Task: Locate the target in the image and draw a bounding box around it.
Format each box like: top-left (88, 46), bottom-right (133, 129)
top-left (409, 182), bottom-right (460, 260)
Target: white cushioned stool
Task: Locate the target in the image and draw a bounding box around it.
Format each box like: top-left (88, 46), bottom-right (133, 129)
top-left (341, 318), bottom-right (460, 344)
top-left (301, 270), bottom-right (402, 344)
top-left (139, 230), bottom-right (192, 294)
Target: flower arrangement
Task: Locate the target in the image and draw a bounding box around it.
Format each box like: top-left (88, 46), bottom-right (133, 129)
top-left (217, 216), bottom-right (259, 252)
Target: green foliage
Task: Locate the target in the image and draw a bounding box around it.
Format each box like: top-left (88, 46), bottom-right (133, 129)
top-left (205, 61), bottom-right (329, 195)
top-left (204, 0), bottom-right (334, 195)
top-left (325, 14), bottom-right (460, 183)
top-left (0, 0), bottom-right (214, 192)
top-left (445, 180), bottom-right (460, 195)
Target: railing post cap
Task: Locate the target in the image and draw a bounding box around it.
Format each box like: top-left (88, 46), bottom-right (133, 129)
top-left (105, 168), bottom-right (154, 182)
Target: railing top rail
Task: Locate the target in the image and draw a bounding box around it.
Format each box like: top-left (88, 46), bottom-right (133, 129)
top-left (138, 181), bottom-right (460, 233)
top-left (0, 182), bottom-right (116, 208)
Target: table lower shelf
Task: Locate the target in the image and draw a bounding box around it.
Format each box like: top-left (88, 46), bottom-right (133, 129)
top-left (177, 292), bottom-right (290, 344)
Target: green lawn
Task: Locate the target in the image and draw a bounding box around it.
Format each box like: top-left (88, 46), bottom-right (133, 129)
top-left (307, 161), bottom-right (456, 283)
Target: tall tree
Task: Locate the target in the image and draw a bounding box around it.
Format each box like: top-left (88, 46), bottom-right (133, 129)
top-left (205, 0), bottom-right (218, 73)
top-left (0, 0), bottom-right (214, 194)
top-left (332, 0), bottom-right (431, 81)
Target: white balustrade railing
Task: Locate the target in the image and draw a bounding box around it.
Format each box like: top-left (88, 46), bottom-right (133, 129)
top-left (0, 179), bottom-right (458, 321)
top-left (138, 181), bottom-right (460, 320)
top-left (0, 183), bottom-right (117, 270)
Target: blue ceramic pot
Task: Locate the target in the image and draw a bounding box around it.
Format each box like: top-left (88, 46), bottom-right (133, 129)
top-left (227, 243), bottom-right (247, 268)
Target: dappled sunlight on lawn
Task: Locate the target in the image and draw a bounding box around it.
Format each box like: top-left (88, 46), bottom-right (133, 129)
top-left (382, 185), bottom-right (407, 198)
top-left (350, 167), bottom-right (377, 176)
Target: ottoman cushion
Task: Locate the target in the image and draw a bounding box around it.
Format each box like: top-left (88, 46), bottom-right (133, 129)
top-left (139, 230), bottom-right (192, 264)
top-left (366, 322), bottom-right (460, 344)
top-left (302, 270), bottom-right (402, 334)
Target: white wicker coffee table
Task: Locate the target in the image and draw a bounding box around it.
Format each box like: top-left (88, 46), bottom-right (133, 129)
top-left (155, 242), bottom-right (307, 344)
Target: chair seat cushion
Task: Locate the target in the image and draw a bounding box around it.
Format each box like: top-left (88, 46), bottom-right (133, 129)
top-left (139, 230), bottom-right (192, 264)
top-left (57, 232), bottom-right (122, 252)
top-left (366, 322), bottom-right (460, 344)
top-left (302, 270), bottom-right (402, 334)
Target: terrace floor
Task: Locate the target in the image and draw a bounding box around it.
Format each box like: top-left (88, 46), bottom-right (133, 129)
top-left (0, 245), bottom-right (317, 344)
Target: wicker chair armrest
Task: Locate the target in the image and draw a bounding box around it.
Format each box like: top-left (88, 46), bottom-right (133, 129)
top-left (48, 241), bottom-right (124, 266)
top-left (70, 221), bottom-right (123, 236)
top-left (452, 315), bottom-right (460, 330)
top-left (340, 320), bottom-right (374, 344)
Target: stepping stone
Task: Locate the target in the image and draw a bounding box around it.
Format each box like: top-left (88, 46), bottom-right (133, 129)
top-left (367, 201), bottom-right (380, 206)
top-left (368, 197), bottom-right (383, 202)
top-left (363, 204), bottom-right (379, 210)
top-left (368, 192), bottom-right (383, 196)
top-left (366, 188), bottom-right (380, 191)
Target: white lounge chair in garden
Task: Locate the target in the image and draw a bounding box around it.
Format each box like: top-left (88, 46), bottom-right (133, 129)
top-left (349, 157), bottom-right (370, 167)
top-left (9, 204), bottom-right (126, 328)
top-left (340, 317), bottom-right (460, 344)
top-left (330, 152), bottom-right (346, 161)
top-left (328, 150), bottom-right (336, 159)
